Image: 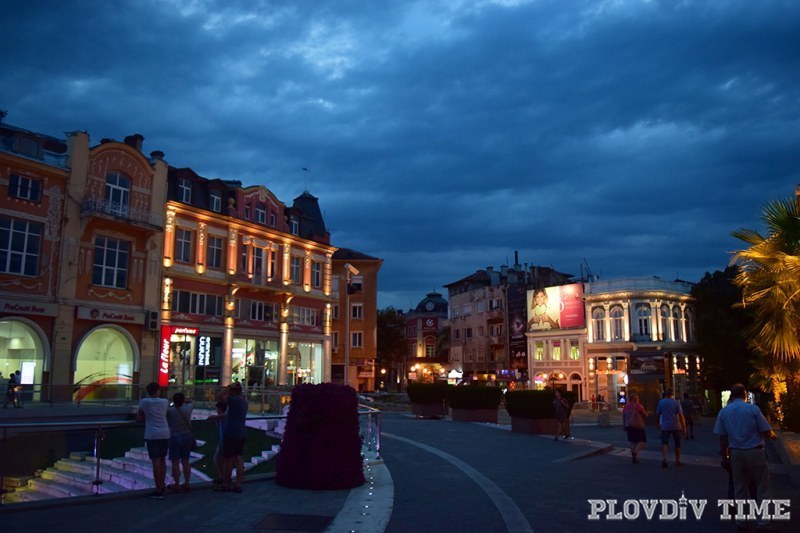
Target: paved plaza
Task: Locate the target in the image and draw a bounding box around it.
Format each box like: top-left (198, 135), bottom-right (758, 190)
top-left (1, 409), bottom-right (798, 532)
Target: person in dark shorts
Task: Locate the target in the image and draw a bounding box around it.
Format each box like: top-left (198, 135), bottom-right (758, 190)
top-left (623, 393), bottom-right (648, 463)
top-left (166, 392), bottom-right (194, 492)
top-left (656, 389), bottom-right (686, 468)
top-left (215, 382), bottom-right (247, 492)
top-left (137, 382), bottom-right (170, 499)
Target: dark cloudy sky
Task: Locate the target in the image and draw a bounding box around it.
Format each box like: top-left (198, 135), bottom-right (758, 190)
top-left (2, 0), bottom-right (798, 310)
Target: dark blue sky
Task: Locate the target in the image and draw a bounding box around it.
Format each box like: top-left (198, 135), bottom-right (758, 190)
top-left (2, 0), bottom-right (798, 310)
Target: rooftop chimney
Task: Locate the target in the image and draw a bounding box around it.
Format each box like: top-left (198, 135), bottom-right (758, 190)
top-left (124, 134), bottom-right (144, 151)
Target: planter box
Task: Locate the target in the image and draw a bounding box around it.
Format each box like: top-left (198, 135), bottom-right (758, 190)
top-left (510, 417), bottom-right (558, 435)
top-left (451, 408), bottom-right (498, 423)
top-left (411, 402), bottom-right (446, 419)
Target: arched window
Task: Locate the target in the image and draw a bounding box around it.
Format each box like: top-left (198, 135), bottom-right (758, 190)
top-left (672, 307), bottom-right (683, 341)
top-left (592, 308), bottom-right (606, 341)
top-left (660, 305), bottom-right (671, 341)
top-left (636, 305), bottom-right (651, 337)
top-left (74, 326), bottom-right (135, 402)
top-left (684, 309), bottom-right (693, 341)
top-left (610, 306), bottom-right (625, 340)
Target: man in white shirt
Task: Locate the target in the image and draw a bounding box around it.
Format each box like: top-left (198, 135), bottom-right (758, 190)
top-left (137, 382), bottom-right (170, 499)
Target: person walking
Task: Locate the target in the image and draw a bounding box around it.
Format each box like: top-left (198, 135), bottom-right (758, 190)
top-left (623, 393), bottom-right (648, 463)
top-left (713, 383), bottom-right (777, 531)
top-left (681, 393), bottom-right (696, 439)
top-left (656, 388), bottom-right (686, 468)
top-left (3, 370), bottom-right (17, 409)
top-left (137, 382), bottom-right (170, 499)
top-left (553, 389), bottom-right (571, 441)
top-left (216, 382), bottom-right (247, 492)
top-left (166, 392), bottom-right (194, 492)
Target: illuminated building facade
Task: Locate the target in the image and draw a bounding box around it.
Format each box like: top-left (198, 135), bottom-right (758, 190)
top-left (584, 276), bottom-right (698, 413)
top-left (162, 169), bottom-right (336, 390)
top-left (404, 292), bottom-right (449, 384)
top-left (330, 248), bottom-right (383, 392)
top-left (0, 113), bottom-right (167, 401)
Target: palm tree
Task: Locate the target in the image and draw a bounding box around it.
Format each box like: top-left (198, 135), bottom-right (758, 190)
top-left (731, 196), bottom-right (800, 361)
top-left (731, 194), bottom-right (800, 429)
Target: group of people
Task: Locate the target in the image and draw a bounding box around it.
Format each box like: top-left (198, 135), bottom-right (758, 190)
top-left (622, 384), bottom-right (777, 530)
top-left (1, 370), bottom-right (23, 408)
top-left (136, 381), bottom-right (248, 499)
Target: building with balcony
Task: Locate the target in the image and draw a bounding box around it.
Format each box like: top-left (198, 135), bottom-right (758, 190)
top-left (162, 169), bottom-right (337, 390)
top-left (583, 276), bottom-right (698, 413)
top-left (0, 113), bottom-right (167, 401)
top-left (445, 259), bottom-right (572, 386)
top-left (330, 248), bottom-right (383, 392)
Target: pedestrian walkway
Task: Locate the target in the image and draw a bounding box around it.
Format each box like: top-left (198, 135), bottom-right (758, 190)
top-left (1, 409), bottom-right (798, 532)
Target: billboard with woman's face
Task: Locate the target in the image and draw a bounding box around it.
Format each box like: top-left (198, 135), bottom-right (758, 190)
top-left (527, 283), bottom-right (585, 331)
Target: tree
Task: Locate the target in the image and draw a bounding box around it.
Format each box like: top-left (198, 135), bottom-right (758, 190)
top-left (377, 307), bottom-right (408, 389)
top-left (731, 195), bottom-right (800, 429)
top-left (691, 267), bottom-right (756, 390)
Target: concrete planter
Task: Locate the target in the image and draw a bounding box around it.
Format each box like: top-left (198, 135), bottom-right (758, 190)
top-left (411, 402), bottom-right (447, 418)
top-left (510, 417), bottom-right (558, 435)
top-left (451, 408), bottom-right (498, 423)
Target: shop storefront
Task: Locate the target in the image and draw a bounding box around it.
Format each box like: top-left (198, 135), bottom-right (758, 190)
top-left (232, 337), bottom-right (278, 389)
top-left (286, 340), bottom-right (323, 386)
top-left (0, 316), bottom-right (49, 402)
top-left (73, 324), bottom-right (138, 402)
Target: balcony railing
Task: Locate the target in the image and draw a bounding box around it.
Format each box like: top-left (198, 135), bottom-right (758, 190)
top-left (82, 197), bottom-right (163, 228)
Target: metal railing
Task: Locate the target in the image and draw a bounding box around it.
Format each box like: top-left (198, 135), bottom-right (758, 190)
top-left (0, 405), bottom-right (381, 506)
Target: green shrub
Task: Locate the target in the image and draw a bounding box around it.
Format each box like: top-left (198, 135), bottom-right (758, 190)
top-left (449, 385), bottom-right (503, 410)
top-left (505, 390), bottom-right (577, 419)
top-left (406, 382), bottom-right (451, 405)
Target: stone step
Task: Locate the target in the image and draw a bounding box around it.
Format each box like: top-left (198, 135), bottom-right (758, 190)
top-left (4, 488), bottom-right (53, 503)
top-left (113, 456), bottom-right (156, 478)
top-left (55, 458), bottom-right (154, 490)
top-left (68, 451), bottom-right (92, 462)
top-left (261, 449), bottom-right (277, 460)
top-left (28, 477), bottom-right (93, 498)
top-left (2, 475), bottom-right (34, 489)
top-left (42, 467), bottom-right (127, 494)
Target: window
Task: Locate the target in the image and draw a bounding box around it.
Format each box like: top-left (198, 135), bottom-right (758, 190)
top-left (0, 217), bottom-right (41, 276)
top-left (210, 192), bottom-right (222, 213)
top-left (207, 236), bottom-right (223, 269)
top-left (570, 340), bottom-right (580, 360)
top-left (465, 328), bottom-right (473, 339)
top-left (290, 218), bottom-right (299, 235)
top-left (535, 341), bottom-right (544, 360)
top-left (673, 307), bottom-right (683, 341)
top-left (610, 306), bottom-right (624, 340)
top-left (453, 329), bottom-right (461, 340)
top-left (290, 256), bottom-right (302, 284)
top-left (351, 331), bottom-right (363, 348)
top-left (351, 303), bottom-right (363, 319)
top-left (270, 212), bottom-right (276, 227)
top-left (290, 306), bottom-right (319, 326)
top-left (311, 261), bottom-right (322, 288)
top-left (551, 340), bottom-right (561, 360)
top-left (661, 305), bottom-right (671, 341)
top-left (462, 304), bottom-right (472, 316)
top-left (175, 228), bottom-right (193, 263)
top-left (14, 136), bottom-right (41, 158)
top-left (476, 300), bottom-right (485, 313)
top-left (251, 301), bottom-right (276, 322)
top-left (489, 298), bottom-right (503, 310)
top-left (592, 308), bottom-right (606, 341)
top-left (332, 305), bottom-right (339, 320)
top-left (92, 236), bottom-right (129, 288)
top-left (244, 205), bottom-right (251, 220)
top-left (178, 178), bottom-right (192, 203)
top-left (8, 174), bottom-right (42, 202)
top-left (268, 248), bottom-right (276, 279)
top-left (425, 344), bottom-right (435, 357)
top-left (172, 291), bottom-right (223, 316)
top-left (256, 204), bottom-right (266, 224)
top-left (451, 306), bottom-right (460, 318)
top-left (636, 305), bottom-right (651, 337)
top-left (477, 326), bottom-right (484, 337)
top-left (332, 331), bottom-right (339, 348)
top-left (105, 172), bottom-right (130, 217)
top-left (685, 309), bottom-right (693, 341)
top-left (253, 247), bottom-right (265, 282)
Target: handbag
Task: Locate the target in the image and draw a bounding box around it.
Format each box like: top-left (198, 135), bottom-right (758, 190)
top-left (624, 407), bottom-right (646, 430)
top-left (176, 405), bottom-right (198, 451)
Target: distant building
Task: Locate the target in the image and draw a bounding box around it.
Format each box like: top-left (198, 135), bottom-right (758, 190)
top-left (444, 257), bottom-right (572, 386)
top-left (331, 248), bottom-right (383, 392)
top-left (583, 276), bottom-right (698, 413)
top-left (403, 291), bottom-right (449, 384)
